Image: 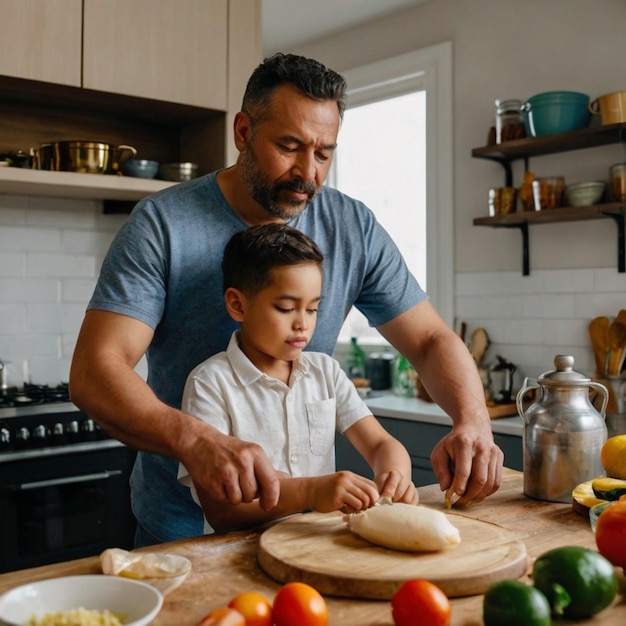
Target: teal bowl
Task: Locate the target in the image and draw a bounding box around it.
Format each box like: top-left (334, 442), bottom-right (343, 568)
top-left (523, 91), bottom-right (591, 137)
top-left (121, 159), bottom-right (159, 179)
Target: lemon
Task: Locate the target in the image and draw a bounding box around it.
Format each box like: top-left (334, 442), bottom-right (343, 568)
top-left (601, 435), bottom-right (626, 479)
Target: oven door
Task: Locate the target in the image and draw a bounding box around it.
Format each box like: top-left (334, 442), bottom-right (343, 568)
top-left (0, 445), bottom-right (136, 573)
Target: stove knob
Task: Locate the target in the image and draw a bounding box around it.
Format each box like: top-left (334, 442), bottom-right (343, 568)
top-left (67, 420), bottom-right (80, 442)
top-left (82, 418), bottom-right (96, 441)
top-left (0, 427), bottom-right (10, 448)
top-left (51, 422), bottom-right (67, 446)
top-left (32, 424), bottom-right (48, 447)
top-left (16, 427), bottom-right (30, 448)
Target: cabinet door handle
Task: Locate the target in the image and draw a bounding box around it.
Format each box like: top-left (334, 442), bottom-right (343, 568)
top-left (15, 470), bottom-right (122, 491)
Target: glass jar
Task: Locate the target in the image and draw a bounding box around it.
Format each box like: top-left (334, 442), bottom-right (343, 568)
top-left (495, 99), bottom-right (525, 143)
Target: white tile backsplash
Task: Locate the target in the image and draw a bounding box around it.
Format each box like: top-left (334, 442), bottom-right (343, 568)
top-left (456, 269), bottom-right (625, 386)
top-left (0, 197), bottom-right (124, 385)
top-left (2, 199), bottom-right (624, 389)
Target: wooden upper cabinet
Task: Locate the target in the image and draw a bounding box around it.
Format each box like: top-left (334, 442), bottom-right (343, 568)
top-left (82, 0), bottom-right (228, 110)
top-left (0, 0), bottom-right (82, 86)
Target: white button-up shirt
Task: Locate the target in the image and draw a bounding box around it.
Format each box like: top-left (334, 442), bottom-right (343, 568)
top-left (180, 331), bottom-right (371, 480)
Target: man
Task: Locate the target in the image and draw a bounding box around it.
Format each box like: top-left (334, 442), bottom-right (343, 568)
top-left (70, 53), bottom-right (503, 546)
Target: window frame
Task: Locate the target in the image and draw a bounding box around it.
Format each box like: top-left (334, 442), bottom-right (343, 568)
top-left (332, 42), bottom-right (454, 329)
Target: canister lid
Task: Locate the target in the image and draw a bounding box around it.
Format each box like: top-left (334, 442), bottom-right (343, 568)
top-left (495, 99), bottom-right (523, 114)
top-left (538, 355), bottom-right (590, 384)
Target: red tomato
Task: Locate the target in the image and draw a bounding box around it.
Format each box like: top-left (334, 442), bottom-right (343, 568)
top-left (195, 607), bottom-right (246, 626)
top-left (595, 494), bottom-right (626, 568)
top-left (227, 592), bottom-right (272, 626)
top-left (391, 579), bottom-right (451, 626)
top-left (272, 582), bottom-right (329, 626)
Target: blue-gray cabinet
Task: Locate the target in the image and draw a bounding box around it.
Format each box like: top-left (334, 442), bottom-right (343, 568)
top-left (335, 416), bottom-right (522, 487)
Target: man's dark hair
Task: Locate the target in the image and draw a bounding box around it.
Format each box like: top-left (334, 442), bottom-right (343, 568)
top-left (242, 53), bottom-right (347, 122)
top-left (222, 223), bottom-right (324, 295)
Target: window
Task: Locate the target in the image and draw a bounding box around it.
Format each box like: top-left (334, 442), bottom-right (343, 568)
top-left (329, 43), bottom-right (453, 347)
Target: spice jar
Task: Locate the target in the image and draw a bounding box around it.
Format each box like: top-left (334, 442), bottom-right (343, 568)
top-left (495, 99), bottom-right (525, 143)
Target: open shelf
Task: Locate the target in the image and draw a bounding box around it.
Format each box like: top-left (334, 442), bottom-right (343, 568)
top-left (0, 166), bottom-right (176, 201)
top-left (473, 203), bottom-right (625, 276)
top-left (472, 123), bottom-right (626, 274)
top-left (472, 122), bottom-right (626, 187)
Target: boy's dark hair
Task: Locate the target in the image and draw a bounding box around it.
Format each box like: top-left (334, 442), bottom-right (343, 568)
top-left (242, 53), bottom-right (347, 122)
top-left (222, 223), bottom-right (324, 295)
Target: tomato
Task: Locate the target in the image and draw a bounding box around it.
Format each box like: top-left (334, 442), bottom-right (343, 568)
top-left (227, 592), bottom-right (272, 626)
top-left (595, 494), bottom-right (626, 568)
top-left (391, 579), bottom-right (451, 626)
top-left (195, 607), bottom-right (246, 626)
top-left (271, 582), bottom-right (328, 626)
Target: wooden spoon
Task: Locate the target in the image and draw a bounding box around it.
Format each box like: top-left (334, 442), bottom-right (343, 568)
top-left (589, 316), bottom-right (610, 377)
top-left (607, 320), bottom-right (626, 376)
top-left (617, 310), bottom-right (626, 372)
top-left (469, 328), bottom-right (490, 365)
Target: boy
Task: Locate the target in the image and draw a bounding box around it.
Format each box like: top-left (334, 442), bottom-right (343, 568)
top-left (178, 223), bottom-right (418, 534)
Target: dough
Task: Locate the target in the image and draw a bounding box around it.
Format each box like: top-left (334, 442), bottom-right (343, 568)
top-left (345, 499), bottom-right (461, 552)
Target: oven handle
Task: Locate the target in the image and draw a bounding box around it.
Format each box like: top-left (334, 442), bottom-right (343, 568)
top-left (7, 470), bottom-right (123, 491)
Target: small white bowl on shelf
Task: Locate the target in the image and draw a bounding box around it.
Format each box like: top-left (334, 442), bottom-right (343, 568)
top-left (565, 181), bottom-right (605, 207)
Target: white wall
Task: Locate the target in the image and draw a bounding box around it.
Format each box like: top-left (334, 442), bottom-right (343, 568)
top-left (292, 0), bottom-right (626, 382)
top-left (2, 0), bottom-right (626, 386)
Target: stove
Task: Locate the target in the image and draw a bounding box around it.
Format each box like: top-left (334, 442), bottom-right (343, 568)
top-left (0, 384), bottom-right (116, 459)
top-left (0, 383), bottom-right (137, 572)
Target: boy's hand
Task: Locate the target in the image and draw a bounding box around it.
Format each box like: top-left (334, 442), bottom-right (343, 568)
top-left (309, 471), bottom-right (380, 514)
top-left (376, 469), bottom-right (419, 505)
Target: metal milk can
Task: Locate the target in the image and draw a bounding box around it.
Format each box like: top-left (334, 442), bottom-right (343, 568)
top-left (516, 355), bottom-right (609, 503)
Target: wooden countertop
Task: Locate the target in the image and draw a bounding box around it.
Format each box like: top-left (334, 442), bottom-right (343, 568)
top-left (1, 469), bottom-right (624, 625)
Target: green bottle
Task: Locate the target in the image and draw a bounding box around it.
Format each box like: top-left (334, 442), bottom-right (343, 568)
top-left (392, 354), bottom-right (416, 397)
top-left (346, 337), bottom-right (367, 379)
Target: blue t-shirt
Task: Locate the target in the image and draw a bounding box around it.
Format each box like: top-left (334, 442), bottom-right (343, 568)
top-left (88, 171), bottom-right (428, 541)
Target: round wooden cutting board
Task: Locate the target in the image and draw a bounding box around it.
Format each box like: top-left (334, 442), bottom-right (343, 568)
top-left (257, 510), bottom-right (528, 599)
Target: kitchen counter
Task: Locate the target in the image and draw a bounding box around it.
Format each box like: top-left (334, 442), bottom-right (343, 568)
top-left (1, 469), bottom-right (624, 625)
top-left (365, 394), bottom-right (523, 437)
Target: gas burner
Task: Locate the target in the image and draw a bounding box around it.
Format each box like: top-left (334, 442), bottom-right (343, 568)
top-left (0, 383), bottom-right (70, 408)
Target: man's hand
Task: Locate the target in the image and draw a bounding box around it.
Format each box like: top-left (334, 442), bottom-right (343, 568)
top-left (429, 422), bottom-right (503, 507)
top-left (183, 426), bottom-right (280, 511)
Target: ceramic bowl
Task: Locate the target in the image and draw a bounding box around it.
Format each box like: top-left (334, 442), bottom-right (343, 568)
top-left (589, 500), bottom-right (613, 532)
top-left (122, 159), bottom-right (160, 179)
top-left (158, 162), bottom-right (199, 182)
top-left (565, 181), bottom-right (606, 207)
top-left (0, 574), bottom-right (163, 626)
top-left (523, 91), bottom-right (591, 137)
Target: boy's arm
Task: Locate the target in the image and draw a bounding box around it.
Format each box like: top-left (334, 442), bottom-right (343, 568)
top-left (195, 470), bottom-right (380, 533)
top-left (343, 415), bottom-right (419, 504)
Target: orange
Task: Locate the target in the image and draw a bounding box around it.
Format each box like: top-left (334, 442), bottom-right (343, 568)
top-left (227, 592), bottom-right (272, 626)
top-left (601, 435), bottom-right (626, 479)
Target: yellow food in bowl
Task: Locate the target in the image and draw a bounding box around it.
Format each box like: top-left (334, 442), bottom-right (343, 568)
top-left (28, 608), bottom-right (123, 626)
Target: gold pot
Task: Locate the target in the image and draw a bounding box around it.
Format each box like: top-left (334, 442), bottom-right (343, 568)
top-left (36, 141), bottom-right (137, 174)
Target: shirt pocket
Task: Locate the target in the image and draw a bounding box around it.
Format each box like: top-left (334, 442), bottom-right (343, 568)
top-left (305, 398), bottom-right (337, 456)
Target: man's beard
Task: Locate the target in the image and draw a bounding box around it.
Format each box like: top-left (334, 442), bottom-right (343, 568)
top-left (240, 145), bottom-right (319, 220)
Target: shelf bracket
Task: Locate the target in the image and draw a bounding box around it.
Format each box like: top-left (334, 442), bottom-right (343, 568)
top-left (496, 222), bottom-right (529, 275)
top-left (519, 222), bottom-right (529, 276)
top-left (600, 207), bottom-right (625, 273)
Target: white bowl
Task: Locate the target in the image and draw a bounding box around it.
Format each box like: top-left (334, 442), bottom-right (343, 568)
top-left (0, 575), bottom-right (163, 626)
top-left (565, 181), bottom-right (605, 207)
